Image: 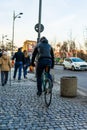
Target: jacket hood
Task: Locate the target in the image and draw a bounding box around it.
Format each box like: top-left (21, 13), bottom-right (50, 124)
top-left (40, 37), bottom-right (48, 43)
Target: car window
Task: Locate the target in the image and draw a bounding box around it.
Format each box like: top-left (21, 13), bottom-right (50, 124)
top-left (64, 58), bottom-right (72, 63)
top-left (72, 58), bottom-right (84, 62)
top-left (68, 59), bottom-right (72, 63)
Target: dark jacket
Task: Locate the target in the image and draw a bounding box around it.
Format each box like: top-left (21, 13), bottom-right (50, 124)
top-left (31, 38), bottom-right (54, 68)
top-left (24, 55), bottom-right (30, 65)
top-left (12, 50), bottom-right (25, 64)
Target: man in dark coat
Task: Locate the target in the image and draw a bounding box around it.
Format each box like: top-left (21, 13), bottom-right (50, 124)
top-left (12, 47), bottom-right (25, 80)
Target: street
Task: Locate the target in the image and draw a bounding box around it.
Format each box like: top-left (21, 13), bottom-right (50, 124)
top-left (54, 65), bottom-right (87, 94)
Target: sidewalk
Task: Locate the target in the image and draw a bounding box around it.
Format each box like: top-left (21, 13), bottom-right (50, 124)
top-left (0, 69), bottom-right (87, 130)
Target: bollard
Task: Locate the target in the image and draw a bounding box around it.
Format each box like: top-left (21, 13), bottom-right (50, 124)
top-left (60, 76), bottom-right (77, 97)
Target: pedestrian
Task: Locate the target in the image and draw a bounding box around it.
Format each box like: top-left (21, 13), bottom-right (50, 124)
top-left (23, 50), bottom-right (30, 79)
top-left (0, 51), bottom-right (11, 86)
top-left (31, 36), bottom-right (54, 96)
top-left (0, 49), bottom-right (2, 57)
top-left (12, 47), bottom-right (25, 81)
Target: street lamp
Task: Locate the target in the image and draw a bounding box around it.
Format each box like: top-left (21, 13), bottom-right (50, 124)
top-left (12, 11), bottom-right (23, 56)
top-left (6, 38), bottom-right (12, 49)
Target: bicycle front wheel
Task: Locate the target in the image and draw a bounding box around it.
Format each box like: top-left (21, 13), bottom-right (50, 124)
top-left (44, 79), bottom-right (52, 107)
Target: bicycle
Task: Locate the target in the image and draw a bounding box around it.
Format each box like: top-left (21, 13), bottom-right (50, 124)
top-left (42, 66), bottom-right (53, 107)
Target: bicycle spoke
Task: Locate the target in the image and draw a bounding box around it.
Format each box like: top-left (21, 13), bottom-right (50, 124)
top-left (44, 79), bottom-right (52, 107)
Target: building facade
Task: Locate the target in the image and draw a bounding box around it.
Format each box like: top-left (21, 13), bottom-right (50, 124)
top-left (22, 40), bottom-right (36, 53)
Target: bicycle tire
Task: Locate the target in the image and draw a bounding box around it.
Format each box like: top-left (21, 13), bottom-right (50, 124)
top-left (44, 78), bottom-right (52, 107)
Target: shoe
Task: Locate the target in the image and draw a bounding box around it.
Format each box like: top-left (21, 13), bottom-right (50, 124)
top-left (37, 91), bottom-right (42, 96)
top-left (18, 79), bottom-right (21, 82)
top-left (13, 77), bottom-right (15, 80)
top-left (24, 76), bottom-right (27, 79)
top-left (2, 83), bottom-right (4, 86)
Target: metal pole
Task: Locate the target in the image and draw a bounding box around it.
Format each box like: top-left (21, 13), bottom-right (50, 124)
top-left (2, 35), bottom-right (4, 48)
top-left (37, 0), bottom-right (42, 43)
top-left (11, 11), bottom-right (23, 56)
top-left (12, 11), bottom-right (15, 56)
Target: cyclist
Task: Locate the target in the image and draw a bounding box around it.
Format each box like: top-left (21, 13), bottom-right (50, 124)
top-left (31, 36), bottom-right (54, 96)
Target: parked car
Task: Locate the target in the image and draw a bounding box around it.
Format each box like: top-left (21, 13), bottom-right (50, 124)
top-left (62, 57), bottom-right (87, 70)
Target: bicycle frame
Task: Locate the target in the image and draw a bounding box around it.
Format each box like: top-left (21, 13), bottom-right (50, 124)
top-left (42, 66), bottom-right (50, 91)
top-left (42, 66), bottom-right (53, 107)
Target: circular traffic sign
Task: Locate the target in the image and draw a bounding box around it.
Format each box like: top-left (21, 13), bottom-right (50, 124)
top-left (35, 23), bottom-right (44, 32)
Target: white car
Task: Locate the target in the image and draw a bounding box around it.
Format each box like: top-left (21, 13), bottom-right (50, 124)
top-left (63, 57), bottom-right (87, 70)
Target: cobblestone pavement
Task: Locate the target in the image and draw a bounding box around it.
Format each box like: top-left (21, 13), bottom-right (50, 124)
top-left (0, 70), bottom-right (87, 130)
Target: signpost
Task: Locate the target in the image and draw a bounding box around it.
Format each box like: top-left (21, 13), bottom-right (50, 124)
top-left (35, 23), bottom-right (44, 33)
top-left (34, 0), bottom-right (44, 43)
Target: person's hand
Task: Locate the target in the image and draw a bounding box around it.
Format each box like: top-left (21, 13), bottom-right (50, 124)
top-left (11, 60), bottom-right (14, 67)
top-left (12, 60), bottom-right (14, 64)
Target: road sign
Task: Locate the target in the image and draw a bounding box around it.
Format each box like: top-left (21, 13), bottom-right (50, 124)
top-left (35, 23), bottom-right (44, 32)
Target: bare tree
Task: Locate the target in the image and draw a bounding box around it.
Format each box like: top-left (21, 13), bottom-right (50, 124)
top-left (59, 41), bottom-right (68, 59)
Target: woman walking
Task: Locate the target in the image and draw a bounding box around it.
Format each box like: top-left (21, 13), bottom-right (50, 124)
top-left (0, 51), bottom-right (11, 86)
top-left (23, 50), bottom-right (30, 79)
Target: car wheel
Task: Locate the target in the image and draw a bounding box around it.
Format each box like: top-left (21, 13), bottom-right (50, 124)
top-left (72, 66), bottom-right (75, 71)
top-left (63, 65), bottom-right (66, 70)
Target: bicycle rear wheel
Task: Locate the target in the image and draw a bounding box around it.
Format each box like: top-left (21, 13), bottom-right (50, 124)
top-left (44, 79), bottom-right (52, 107)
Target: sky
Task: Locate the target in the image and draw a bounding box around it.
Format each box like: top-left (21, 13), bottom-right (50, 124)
top-left (0, 0), bottom-right (87, 48)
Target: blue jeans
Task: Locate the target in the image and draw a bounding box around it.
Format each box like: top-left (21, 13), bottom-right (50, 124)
top-left (1, 71), bottom-right (8, 85)
top-left (36, 58), bottom-right (52, 93)
top-left (23, 64), bottom-right (29, 78)
top-left (13, 62), bottom-right (23, 80)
